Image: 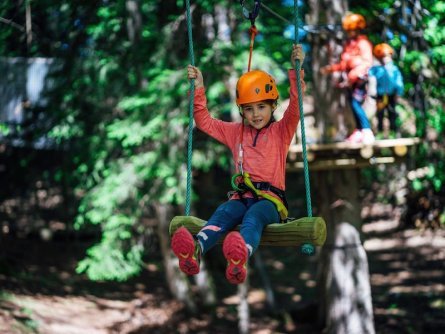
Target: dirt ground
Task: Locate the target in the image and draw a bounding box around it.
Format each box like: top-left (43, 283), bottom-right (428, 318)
top-left (1, 203), bottom-right (445, 334)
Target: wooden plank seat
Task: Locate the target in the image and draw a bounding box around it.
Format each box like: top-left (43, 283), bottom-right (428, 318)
top-left (169, 215), bottom-right (327, 247)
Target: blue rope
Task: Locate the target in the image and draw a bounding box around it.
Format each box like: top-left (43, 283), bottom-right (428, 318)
top-left (293, 0), bottom-right (312, 218)
top-left (185, 0), bottom-right (195, 216)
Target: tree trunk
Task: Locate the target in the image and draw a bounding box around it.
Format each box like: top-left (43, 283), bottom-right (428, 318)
top-left (253, 250), bottom-right (276, 310)
top-left (320, 222), bottom-right (375, 334)
top-left (315, 170), bottom-right (375, 334)
top-left (25, 0), bottom-right (32, 53)
top-left (307, 0), bottom-right (352, 142)
top-left (193, 259), bottom-right (217, 307)
top-left (238, 279), bottom-right (250, 334)
top-left (125, 0), bottom-right (146, 89)
top-left (307, 1), bottom-right (375, 331)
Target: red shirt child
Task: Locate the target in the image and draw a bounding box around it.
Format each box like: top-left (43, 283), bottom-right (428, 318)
top-left (171, 45), bottom-right (306, 285)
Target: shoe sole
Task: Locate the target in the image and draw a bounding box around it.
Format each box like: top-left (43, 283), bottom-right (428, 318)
top-left (171, 227), bottom-right (200, 275)
top-left (223, 232), bottom-right (248, 284)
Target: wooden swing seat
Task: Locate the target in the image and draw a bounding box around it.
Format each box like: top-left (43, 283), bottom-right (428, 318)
top-left (169, 215), bottom-right (327, 247)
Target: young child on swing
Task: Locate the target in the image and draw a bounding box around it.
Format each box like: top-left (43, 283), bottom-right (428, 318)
top-left (368, 43), bottom-right (404, 138)
top-left (171, 44), bottom-right (305, 285)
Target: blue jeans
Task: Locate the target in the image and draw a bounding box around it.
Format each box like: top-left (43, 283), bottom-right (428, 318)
top-left (196, 199), bottom-right (279, 256)
top-left (349, 86), bottom-right (371, 130)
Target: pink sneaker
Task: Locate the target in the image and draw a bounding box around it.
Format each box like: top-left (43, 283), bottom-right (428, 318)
top-left (345, 129), bottom-right (363, 143)
top-left (223, 232), bottom-right (248, 284)
top-left (361, 129), bottom-right (375, 145)
top-left (171, 227), bottom-right (200, 275)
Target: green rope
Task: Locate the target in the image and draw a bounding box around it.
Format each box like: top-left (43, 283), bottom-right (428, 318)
top-left (185, 0), bottom-right (195, 216)
top-left (293, 0), bottom-right (312, 218)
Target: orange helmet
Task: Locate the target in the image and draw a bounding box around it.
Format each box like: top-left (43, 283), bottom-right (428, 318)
top-left (236, 70), bottom-right (279, 106)
top-left (342, 13), bottom-right (366, 31)
top-left (373, 43), bottom-right (394, 58)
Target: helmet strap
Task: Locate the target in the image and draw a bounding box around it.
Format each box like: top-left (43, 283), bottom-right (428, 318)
top-left (238, 106), bottom-right (245, 118)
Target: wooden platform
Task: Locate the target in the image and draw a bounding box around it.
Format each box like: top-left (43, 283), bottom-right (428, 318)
top-left (287, 137), bottom-right (420, 171)
top-left (169, 215), bottom-right (327, 247)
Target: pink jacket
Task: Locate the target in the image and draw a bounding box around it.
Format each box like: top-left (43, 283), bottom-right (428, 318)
top-left (193, 69), bottom-right (303, 203)
top-left (329, 35), bottom-right (373, 84)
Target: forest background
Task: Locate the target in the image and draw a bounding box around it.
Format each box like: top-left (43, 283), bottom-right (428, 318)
top-left (0, 0), bottom-right (444, 333)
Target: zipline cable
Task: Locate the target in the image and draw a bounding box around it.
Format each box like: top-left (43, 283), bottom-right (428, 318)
top-left (260, 3), bottom-right (341, 35)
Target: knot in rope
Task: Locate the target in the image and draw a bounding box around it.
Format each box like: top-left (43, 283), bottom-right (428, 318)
top-left (248, 25), bottom-right (258, 37)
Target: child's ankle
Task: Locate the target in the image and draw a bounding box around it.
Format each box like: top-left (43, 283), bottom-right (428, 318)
top-left (194, 239), bottom-right (202, 257)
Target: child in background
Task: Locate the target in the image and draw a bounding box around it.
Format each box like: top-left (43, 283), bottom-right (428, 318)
top-left (171, 44), bottom-right (306, 284)
top-left (368, 43), bottom-right (404, 138)
top-left (321, 13), bottom-right (375, 144)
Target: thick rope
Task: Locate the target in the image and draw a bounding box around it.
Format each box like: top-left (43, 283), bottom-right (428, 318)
top-left (247, 26), bottom-right (258, 72)
top-left (185, 0), bottom-right (195, 216)
top-left (293, 0), bottom-right (313, 217)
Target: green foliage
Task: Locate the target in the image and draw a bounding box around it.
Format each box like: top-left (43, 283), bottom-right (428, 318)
top-left (0, 122), bottom-right (10, 136)
top-left (2, 0), bottom-right (444, 280)
top-left (76, 214), bottom-right (144, 281)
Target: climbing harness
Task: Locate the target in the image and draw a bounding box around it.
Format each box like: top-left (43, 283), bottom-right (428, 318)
top-left (231, 172), bottom-right (289, 221)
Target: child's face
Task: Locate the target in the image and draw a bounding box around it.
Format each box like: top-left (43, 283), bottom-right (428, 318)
top-left (381, 55), bottom-right (392, 64)
top-left (241, 101), bottom-right (274, 130)
top-left (346, 30), bottom-right (359, 39)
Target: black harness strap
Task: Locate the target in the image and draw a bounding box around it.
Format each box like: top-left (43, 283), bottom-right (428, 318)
top-left (251, 181), bottom-right (289, 210)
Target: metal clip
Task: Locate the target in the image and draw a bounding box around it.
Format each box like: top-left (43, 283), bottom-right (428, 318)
top-left (240, 0), bottom-right (261, 26)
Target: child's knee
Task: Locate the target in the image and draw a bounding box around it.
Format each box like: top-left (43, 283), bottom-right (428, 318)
top-left (214, 201), bottom-right (245, 221)
top-left (197, 225), bottom-right (222, 241)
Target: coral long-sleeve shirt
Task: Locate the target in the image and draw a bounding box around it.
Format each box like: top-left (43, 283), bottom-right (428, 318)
top-left (193, 69), bottom-right (302, 202)
top-left (329, 35), bottom-right (373, 84)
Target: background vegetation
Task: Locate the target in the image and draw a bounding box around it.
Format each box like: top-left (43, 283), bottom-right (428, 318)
top-left (0, 0), bottom-right (443, 281)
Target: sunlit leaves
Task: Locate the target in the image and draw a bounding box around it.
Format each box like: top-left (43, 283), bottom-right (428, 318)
top-left (0, 122), bottom-right (10, 136)
top-left (76, 239), bottom-right (143, 281)
top-left (87, 5), bottom-right (124, 40)
top-left (107, 115), bottom-right (164, 146)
